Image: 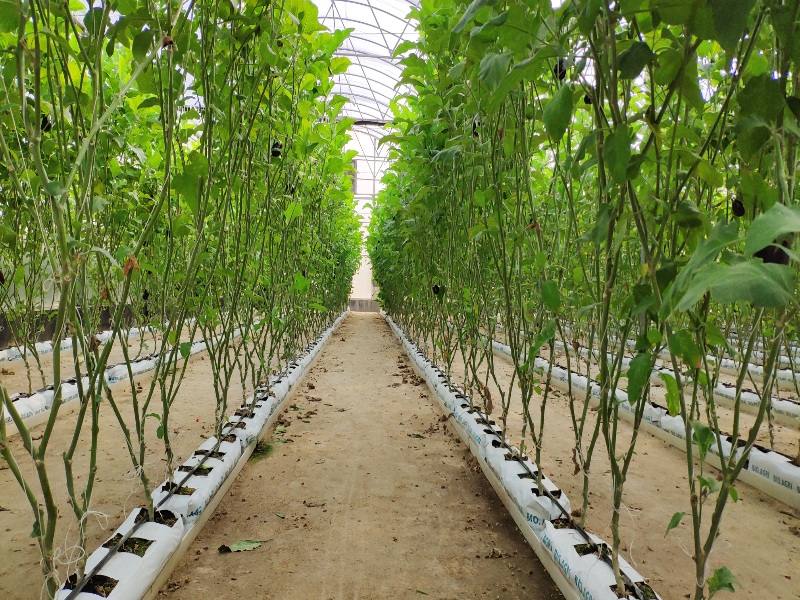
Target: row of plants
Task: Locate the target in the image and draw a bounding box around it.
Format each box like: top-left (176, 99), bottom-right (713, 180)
top-left (0, 0), bottom-right (361, 597)
top-left (368, 0), bottom-right (799, 598)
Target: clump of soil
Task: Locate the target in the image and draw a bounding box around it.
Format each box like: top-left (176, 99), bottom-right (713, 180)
top-left (161, 481), bottom-right (196, 496)
top-left (178, 464), bottom-right (214, 476)
top-left (103, 533), bottom-right (154, 557)
top-left (63, 573), bottom-right (118, 597)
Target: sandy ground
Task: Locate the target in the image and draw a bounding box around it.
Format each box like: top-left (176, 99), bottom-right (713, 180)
top-left (423, 334), bottom-right (800, 599)
top-left (158, 313), bottom-right (563, 600)
top-left (0, 339), bottom-right (254, 599)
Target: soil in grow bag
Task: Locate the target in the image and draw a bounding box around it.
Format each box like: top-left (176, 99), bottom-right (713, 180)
top-left (551, 517), bottom-right (573, 529)
top-left (224, 421), bottom-right (247, 429)
top-left (194, 449), bottom-right (226, 460)
top-left (103, 533), bottom-right (155, 557)
top-left (222, 434), bottom-right (238, 443)
top-left (611, 576), bottom-right (658, 600)
top-left (178, 464), bottom-right (214, 476)
top-left (133, 508), bottom-right (180, 527)
top-left (160, 481), bottom-right (197, 496)
top-left (63, 573), bottom-right (118, 597)
top-left (233, 409), bottom-right (255, 418)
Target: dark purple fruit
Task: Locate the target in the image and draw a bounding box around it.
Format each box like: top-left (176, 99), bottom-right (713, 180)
top-left (0, 268), bottom-right (5, 285)
top-left (472, 117), bottom-right (480, 137)
top-left (583, 94), bottom-right (592, 105)
top-left (732, 197), bottom-right (745, 217)
top-left (271, 140), bottom-right (282, 158)
top-left (432, 284), bottom-right (441, 295)
top-left (754, 239), bottom-right (791, 265)
top-left (41, 114), bottom-right (52, 132)
top-left (553, 59), bottom-right (566, 81)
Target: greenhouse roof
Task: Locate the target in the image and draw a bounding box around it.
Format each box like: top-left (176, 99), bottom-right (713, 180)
top-left (313, 0), bottom-right (419, 131)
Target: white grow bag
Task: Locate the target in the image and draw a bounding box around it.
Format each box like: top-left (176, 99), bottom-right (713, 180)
top-left (56, 507), bottom-right (184, 600)
top-left (151, 437), bottom-right (242, 525)
top-left (498, 339), bottom-right (800, 509)
top-left (386, 315), bottom-right (659, 600)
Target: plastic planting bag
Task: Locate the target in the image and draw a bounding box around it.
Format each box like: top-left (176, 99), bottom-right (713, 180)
top-left (55, 507), bottom-right (184, 600)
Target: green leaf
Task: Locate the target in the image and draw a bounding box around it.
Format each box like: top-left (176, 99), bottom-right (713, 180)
top-left (677, 261), bottom-right (796, 311)
top-left (577, 0), bottom-right (603, 34)
top-left (0, 222), bottom-right (17, 246)
top-left (618, 41), bottom-right (654, 79)
top-left (626, 352), bottom-right (652, 405)
top-left (229, 540), bottom-right (262, 552)
top-left (432, 146), bottom-right (462, 162)
top-left (709, 0), bottom-right (755, 51)
top-left (738, 75), bottom-right (784, 124)
top-left (660, 221), bottom-right (739, 319)
top-left (479, 52), bottom-right (511, 91)
top-left (652, 0), bottom-right (694, 24)
top-left (44, 180), bottom-right (66, 197)
top-left (673, 200), bottom-right (704, 229)
top-left (665, 511), bottom-right (685, 537)
top-left (543, 85), bottom-right (574, 141)
top-left (83, 8), bottom-right (105, 38)
top-left (658, 372), bottom-right (680, 416)
top-left (669, 329), bottom-right (702, 368)
top-left (132, 29), bottom-right (153, 64)
top-left (453, 0), bottom-right (498, 34)
top-left (587, 203), bottom-right (614, 246)
top-left (172, 172), bottom-right (200, 215)
top-left (745, 203), bottom-right (800, 256)
top-left (655, 48), bottom-right (683, 86)
top-left (691, 421), bottom-right (715, 461)
top-left (0, 1), bottom-right (18, 32)
top-left (647, 328), bottom-right (663, 346)
top-left (137, 97), bottom-right (160, 110)
top-left (541, 280), bottom-right (561, 312)
top-left (728, 486), bottom-right (739, 502)
top-left (696, 159), bottom-right (723, 188)
top-left (698, 474), bottom-right (721, 493)
top-left (291, 272), bottom-right (310, 294)
top-left (284, 202), bottom-right (303, 222)
top-left (707, 566), bottom-right (737, 596)
top-left (168, 331), bottom-right (177, 346)
top-left (179, 342), bottom-right (191, 359)
top-left (219, 539), bottom-right (264, 553)
top-left (602, 125), bottom-right (631, 184)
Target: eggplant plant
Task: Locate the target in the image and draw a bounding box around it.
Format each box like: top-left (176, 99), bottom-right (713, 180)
top-left (0, 0), bottom-right (361, 597)
top-left (369, 1), bottom-right (800, 598)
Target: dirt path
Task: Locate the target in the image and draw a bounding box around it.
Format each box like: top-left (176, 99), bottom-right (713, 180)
top-left (159, 313), bottom-right (562, 600)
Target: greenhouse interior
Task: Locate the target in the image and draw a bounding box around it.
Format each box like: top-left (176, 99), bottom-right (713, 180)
top-left (1, 0), bottom-right (799, 599)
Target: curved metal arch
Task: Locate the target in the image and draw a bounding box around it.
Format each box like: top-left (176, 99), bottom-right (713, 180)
top-left (338, 93), bottom-right (392, 109)
top-left (332, 82), bottom-right (395, 105)
top-left (340, 32), bottom-right (404, 55)
top-left (339, 101), bottom-right (386, 116)
top-left (321, 0), bottom-right (415, 31)
top-left (333, 63), bottom-right (403, 94)
top-left (335, 59), bottom-right (403, 81)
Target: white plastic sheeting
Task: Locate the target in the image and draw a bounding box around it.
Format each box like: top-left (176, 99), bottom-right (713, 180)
top-left (313, 0), bottom-right (419, 123)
